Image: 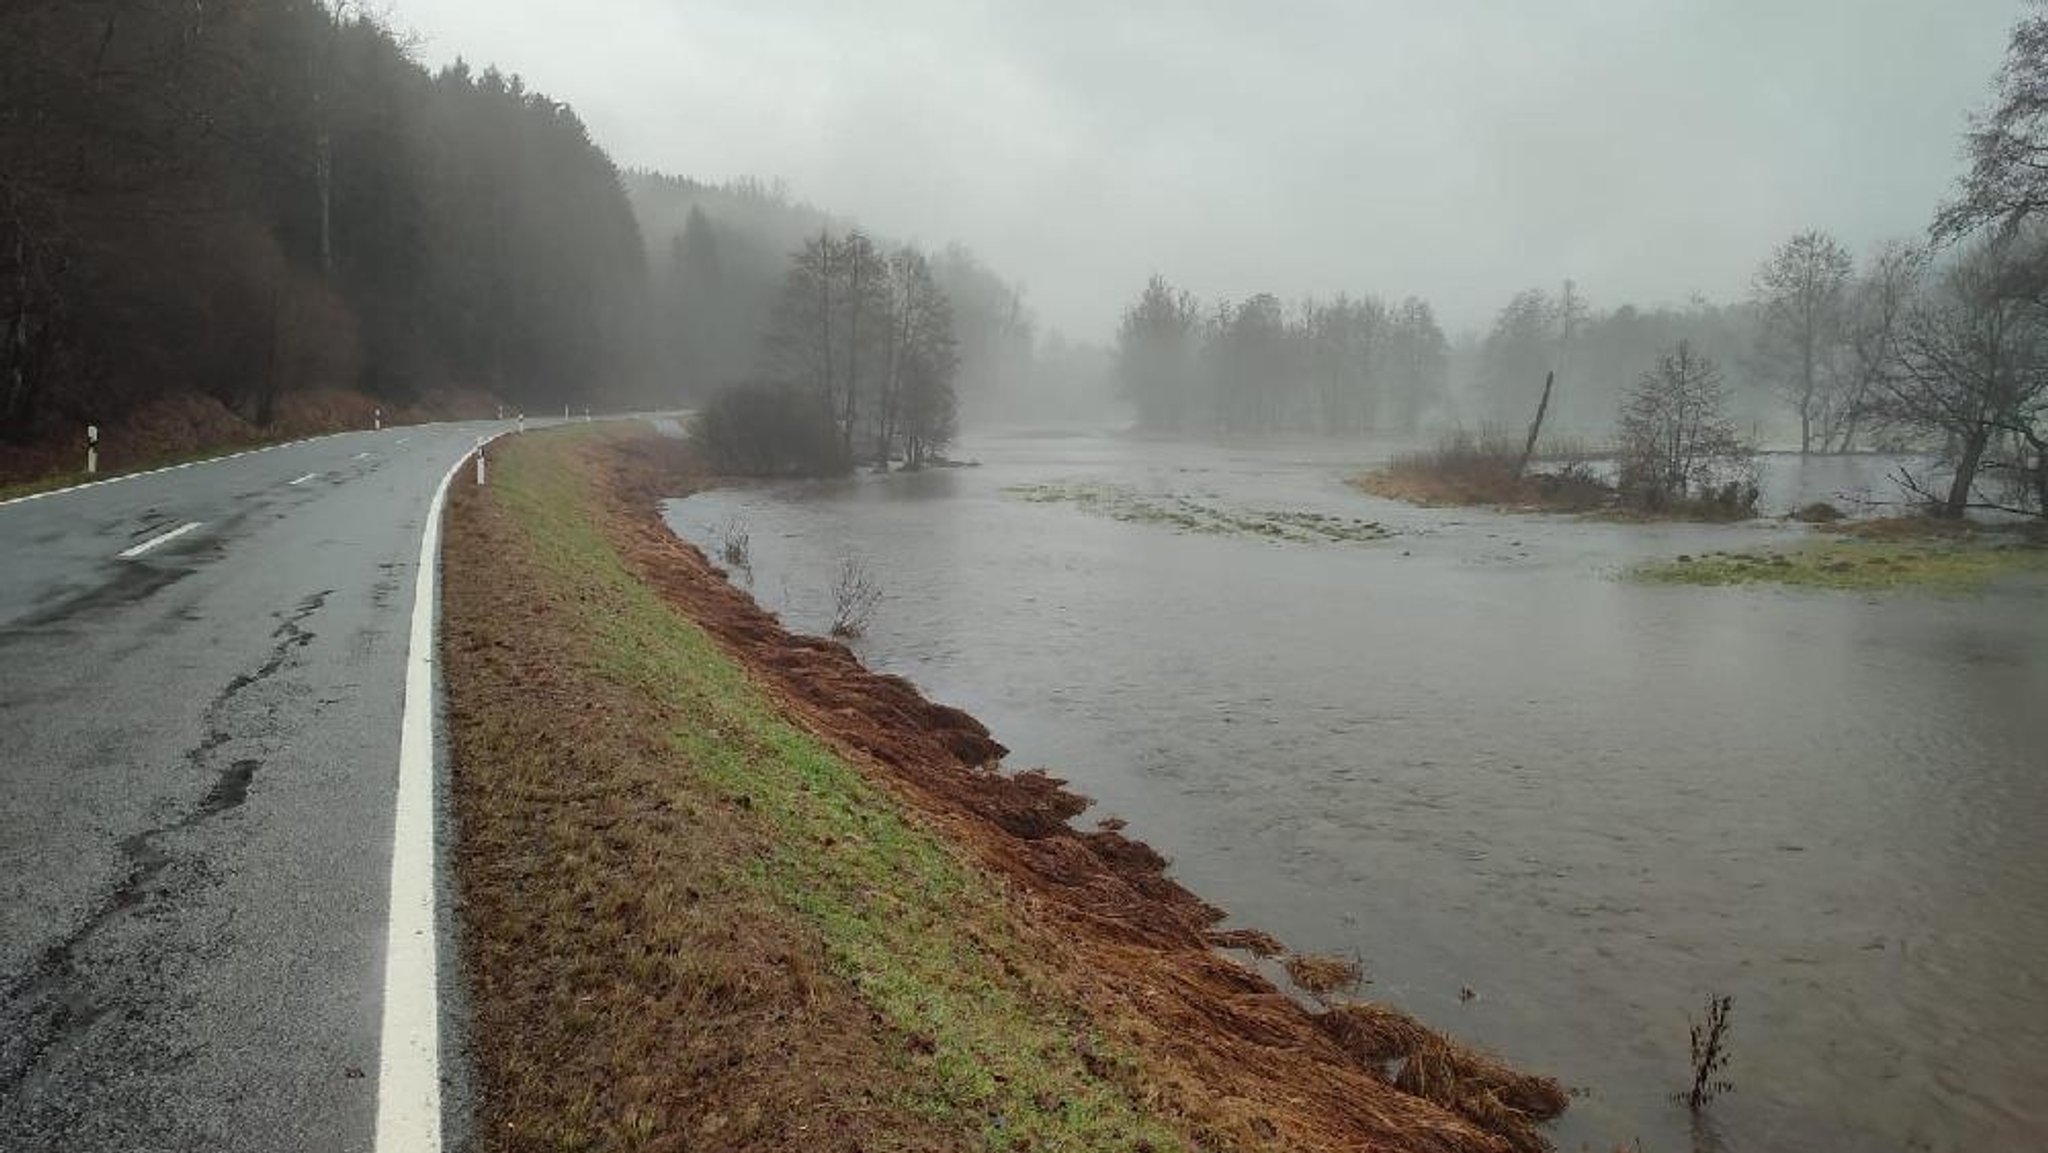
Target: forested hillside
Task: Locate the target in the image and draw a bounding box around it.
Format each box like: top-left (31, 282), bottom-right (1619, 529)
top-left (0, 3), bottom-right (1063, 480)
top-left (1, 1), bottom-right (652, 470)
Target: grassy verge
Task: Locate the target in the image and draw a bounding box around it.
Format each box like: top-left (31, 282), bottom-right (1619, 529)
top-left (1631, 533), bottom-right (2048, 592)
top-left (445, 428), bottom-right (1185, 1150)
top-left (446, 425), bottom-right (1568, 1153)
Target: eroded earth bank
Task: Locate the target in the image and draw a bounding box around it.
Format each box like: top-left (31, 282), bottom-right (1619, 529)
top-left (438, 425), bottom-right (1569, 1153)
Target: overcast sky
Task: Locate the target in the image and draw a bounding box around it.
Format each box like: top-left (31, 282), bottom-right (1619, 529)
top-left (384, 0), bottom-right (2024, 340)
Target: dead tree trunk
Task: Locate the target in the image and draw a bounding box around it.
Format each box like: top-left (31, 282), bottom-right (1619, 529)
top-left (1515, 370), bottom-right (1555, 479)
top-left (1942, 425), bottom-right (1990, 518)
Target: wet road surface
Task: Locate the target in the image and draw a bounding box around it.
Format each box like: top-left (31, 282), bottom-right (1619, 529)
top-left (0, 424), bottom-right (498, 1152)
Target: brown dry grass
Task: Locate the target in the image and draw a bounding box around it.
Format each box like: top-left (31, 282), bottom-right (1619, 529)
top-left (1394, 1039), bottom-right (1571, 1153)
top-left (1207, 928), bottom-right (1286, 958)
top-left (1318, 1001), bottom-right (1438, 1064)
top-left (1355, 434), bottom-right (1612, 514)
top-left (1819, 514), bottom-right (1981, 541)
top-left (1284, 953), bottom-right (1365, 998)
top-left (443, 425), bottom-right (1568, 1153)
top-left (443, 455), bottom-right (971, 1151)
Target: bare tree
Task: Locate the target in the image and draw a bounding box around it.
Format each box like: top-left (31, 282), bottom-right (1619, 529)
top-left (893, 256), bottom-right (959, 469)
top-left (1753, 230), bottom-right (1854, 454)
top-left (873, 246), bottom-right (958, 468)
top-left (1617, 340), bottom-right (1755, 511)
top-left (1883, 229), bottom-right (2048, 518)
top-left (1828, 242), bottom-right (1925, 452)
top-left (767, 230), bottom-right (843, 448)
top-left (828, 555), bottom-right (882, 638)
top-left (1115, 274), bottom-right (1201, 431)
top-left (764, 228), bottom-right (891, 467)
top-left (1935, 5), bottom-right (2048, 240)
top-left (1303, 294), bottom-right (1386, 435)
top-left (835, 230), bottom-right (888, 461)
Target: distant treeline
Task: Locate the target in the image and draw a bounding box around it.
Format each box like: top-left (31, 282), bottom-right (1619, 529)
top-left (1, 2), bottom-right (652, 445)
top-left (1115, 2), bottom-right (2048, 522)
top-left (1459, 285), bottom-right (1770, 440)
top-left (1110, 273), bottom-right (1784, 442)
top-left (1115, 278), bottom-right (1451, 436)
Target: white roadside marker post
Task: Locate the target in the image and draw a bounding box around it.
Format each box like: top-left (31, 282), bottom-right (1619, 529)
top-left (86, 424), bottom-right (99, 476)
top-left (583, 408), bottom-right (591, 423)
top-left (475, 438), bottom-right (487, 486)
top-left (516, 412), bottom-right (525, 435)
top-left (374, 406), bottom-right (383, 431)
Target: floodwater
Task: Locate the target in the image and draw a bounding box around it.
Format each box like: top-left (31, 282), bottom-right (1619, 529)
top-left (663, 432), bottom-right (2048, 1153)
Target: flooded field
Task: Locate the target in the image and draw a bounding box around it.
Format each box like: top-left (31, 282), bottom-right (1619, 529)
top-left (665, 432), bottom-right (2048, 1153)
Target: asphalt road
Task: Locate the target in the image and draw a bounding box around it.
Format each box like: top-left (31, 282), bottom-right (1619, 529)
top-left (0, 422), bottom-right (510, 1152)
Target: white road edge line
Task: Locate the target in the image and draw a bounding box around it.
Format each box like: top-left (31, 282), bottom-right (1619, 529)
top-left (288, 472), bottom-right (319, 486)
top-left (0, 431), bottom-right (348, 509)
top-left (376, 435), bottom-right (498, 1153)
top-left (116, 521), bottom-right (203, 559)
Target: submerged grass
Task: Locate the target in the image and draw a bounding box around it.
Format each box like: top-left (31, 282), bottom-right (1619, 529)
top-left (1009, 480), bottom-right (1392, 543)
top-left (468, 428), bottom-right (1184, 1151)
top-left (1631, 536), bottom-right (2048, 592)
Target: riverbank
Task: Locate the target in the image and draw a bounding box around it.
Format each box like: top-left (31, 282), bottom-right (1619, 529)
top-left (1632, 518), bottom-right (2048, 591)
top-left (439, 425), bottom-right (1568, 1153)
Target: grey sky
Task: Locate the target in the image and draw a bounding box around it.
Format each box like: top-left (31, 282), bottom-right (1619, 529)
top-left (385, 0), bottom-right (2024, 340)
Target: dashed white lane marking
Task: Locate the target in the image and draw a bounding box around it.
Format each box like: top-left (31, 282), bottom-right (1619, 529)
top-left (395, 438), bottom-right (410, 446)
top-left (352, 452), bottom-right (373, 461)
top-left (116, 521), bottom-right (203, 560)
top-left (288, 473), bottom-right (319, 486)
top-left (376, 434), bottom-right (498, 1153)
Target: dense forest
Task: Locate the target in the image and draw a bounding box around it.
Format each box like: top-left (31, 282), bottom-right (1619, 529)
top-left (0, 2), bottom-right (1054, 478)
top-left (1, 1), bottom-right (652, 463)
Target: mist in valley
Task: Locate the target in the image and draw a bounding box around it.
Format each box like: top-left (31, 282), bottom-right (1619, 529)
top-left (8, 4), bottom-right (2048, 1153)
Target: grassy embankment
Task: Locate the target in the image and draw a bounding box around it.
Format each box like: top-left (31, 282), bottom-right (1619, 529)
top-left (1632, 518), bottom-right (2048, 592)
top-left (441, 425), bottom-right (1567, 1153)
top-left (446, 432), bottom-right (1175, 1149)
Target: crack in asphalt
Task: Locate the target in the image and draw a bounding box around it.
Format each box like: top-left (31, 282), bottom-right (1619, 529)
top-left (0, 589), bottom-right (333, 1100)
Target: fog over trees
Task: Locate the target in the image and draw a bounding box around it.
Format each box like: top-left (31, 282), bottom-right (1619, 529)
top-left (628, 174), bottom-right (1048, 432)
top-left (1114, 277), bottom-right (1449, 437)
top-left (2, 2), bottom-right (651, 444)
top-left (0, 3), bottom-right (1062, 467)
top-left (3, 1), bottom-right (2044, 516)
top-left (1096, 3), bottom-right (2048, 519)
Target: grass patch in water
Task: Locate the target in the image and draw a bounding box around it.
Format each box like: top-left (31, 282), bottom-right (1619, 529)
top-left (1632, 538), bottom-right (2048, 592)
top-left (1008, 481), bottom-right (1391, 543)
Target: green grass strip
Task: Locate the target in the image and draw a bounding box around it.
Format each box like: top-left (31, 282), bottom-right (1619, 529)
top-left (488, 429), bottom-right (1184, 1152)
